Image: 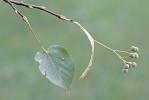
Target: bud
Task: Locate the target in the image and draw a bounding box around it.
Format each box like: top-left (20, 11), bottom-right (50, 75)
top-left (130, 46), bottom-right (139, 52)
top-left (129, 53), bottom-right (139, 59)
top-left (124, 64), bottom-right (129, 69)
top-left (129, 53), bottom-right (135, 58)
top-left (41, 6), bottom-right (46, 9)
top-left (127, 62), bottom-right (132, 68)
top-left (14, 10), bottom-right (18, 14)
top-left (28, 6), bottom-right (33, 9)
top-left (132, 62), bottom-right (137, 68)
top-left (122, 69), bottom-right (128, 73)
top-left (130, 46), bottom-right (136, 52)
top-left (134, 53), bottom-right (139, 59)
top-left (134, 47), bottom-right (139, 52)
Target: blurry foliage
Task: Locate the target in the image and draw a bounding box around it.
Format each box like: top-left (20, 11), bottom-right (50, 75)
top-left (0, 0), bottom-right (149, 100)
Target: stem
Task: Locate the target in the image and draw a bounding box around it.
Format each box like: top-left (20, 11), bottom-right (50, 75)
top-left (9, 0), bottom-right (63, 19)
top-left (121, 56), bottom-right (129, 59)
top-left (4, 0), bottom-right (132, 79)
top-left (94, 40), bottom-right (114, 52)
top-left (4, 0), bottom-right (47, 52)
top-left (3, 0), bottom-right (24, 17)
top-left (94, 40), bottom-right (124, 62)
top-left (59, 14), bottom-right (95, 80)
top-left (114, 50), bottom-right (129, 54)
top-left (23, 16), bottom-right (47, 52)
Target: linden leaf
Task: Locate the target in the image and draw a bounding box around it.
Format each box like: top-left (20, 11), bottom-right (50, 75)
top-left (35, 45), bottom-right (75, 94)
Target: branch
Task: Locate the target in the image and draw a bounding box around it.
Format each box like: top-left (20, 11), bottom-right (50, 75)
top-left (3, 0), bottom-right (47, 52)
top-left (4, 0), bottom-right (66, 19)
top-left (3, 0), bottom-right (95, 80)
top-left (3, 0), bottom-right (24, 17)
top-left (3, 0), bottom-right (140, 81)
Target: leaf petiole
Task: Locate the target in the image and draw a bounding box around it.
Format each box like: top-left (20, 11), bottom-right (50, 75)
top-left (22, 16), bottom-right (47, 53)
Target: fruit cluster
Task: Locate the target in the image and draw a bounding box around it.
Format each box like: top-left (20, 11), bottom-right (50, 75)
top-left (122, 46), bottom-right (139, 73)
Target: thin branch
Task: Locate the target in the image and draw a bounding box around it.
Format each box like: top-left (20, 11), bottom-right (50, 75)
top-left (4, 0), bottom-right (24, 17)
top-left (3, 0), bottom-right (46, 52)
top-left (4, 0), bottom-right (95, 80)
top-left (9, 0), bottom-right (65, 19)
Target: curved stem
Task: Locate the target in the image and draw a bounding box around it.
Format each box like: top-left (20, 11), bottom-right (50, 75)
top-left (62, 18), bottom-right (95, 80)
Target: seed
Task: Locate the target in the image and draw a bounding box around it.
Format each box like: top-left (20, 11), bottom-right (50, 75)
top-left (132, 62), bottom-right (137, 68)
top-left (122, 69), bottom-right (128, 73)
top-left (134, 53), bottom-right (139, 59)
top-left (129, 53), bottom-right (135, 58)
top-left (124, 64), bottom-right (129, 69)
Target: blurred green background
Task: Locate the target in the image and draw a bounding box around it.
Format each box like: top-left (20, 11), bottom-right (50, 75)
top-left (0, 0), bottom-right (149, 100)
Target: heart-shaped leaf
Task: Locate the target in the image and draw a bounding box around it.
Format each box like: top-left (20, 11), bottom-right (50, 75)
top-left (35, 45), bottom-right (75, 94)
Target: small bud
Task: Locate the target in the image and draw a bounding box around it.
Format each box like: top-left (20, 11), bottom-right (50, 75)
top-left (122, 69), bottom-right (128, 73)
top-left (22, 16), bottom-right (28, 22)
top-left (28, 6), bottom-right (33, 9)
top-left (132, 62), bottom-right (137, 68)
top-left (129, 53), bottom-right (139, 59)
top-left (124, 64), bottom-right (129, 69)
top-left (127, 62), bottom-right (132, 68)
top-left (134, 53), bottom-right (139, 59)
top-left (41, 6), bottom-right (46, 9)
top-left (130, 46), bottom-right (139, 52)
top-left (134, 47), bottom-right (139, 52)
top-left (130, 46), bottom-right (136, 51)
top-left (60, 15), bottom-right (66, 20)
top-left (129, 53), bottom-right (135, 58)
top-left (14, 10), bottom-right (18, 14)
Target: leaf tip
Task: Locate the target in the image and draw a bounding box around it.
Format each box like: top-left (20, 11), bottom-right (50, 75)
top-left (66, 91), bottom-right (72, 98)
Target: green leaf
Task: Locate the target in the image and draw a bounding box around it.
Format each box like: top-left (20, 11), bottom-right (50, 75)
top-left (35, 45), bottom-right (75, 94)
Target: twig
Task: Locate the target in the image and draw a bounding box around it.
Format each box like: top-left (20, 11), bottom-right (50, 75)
top-left (5, 0), bottom-right (65, 19)
top-left (3, 0), bottom-right (95, 80)
top-left (3, 0), bottom-right (24, 17)
top-left (3, 0), bottom-right (47, 52)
